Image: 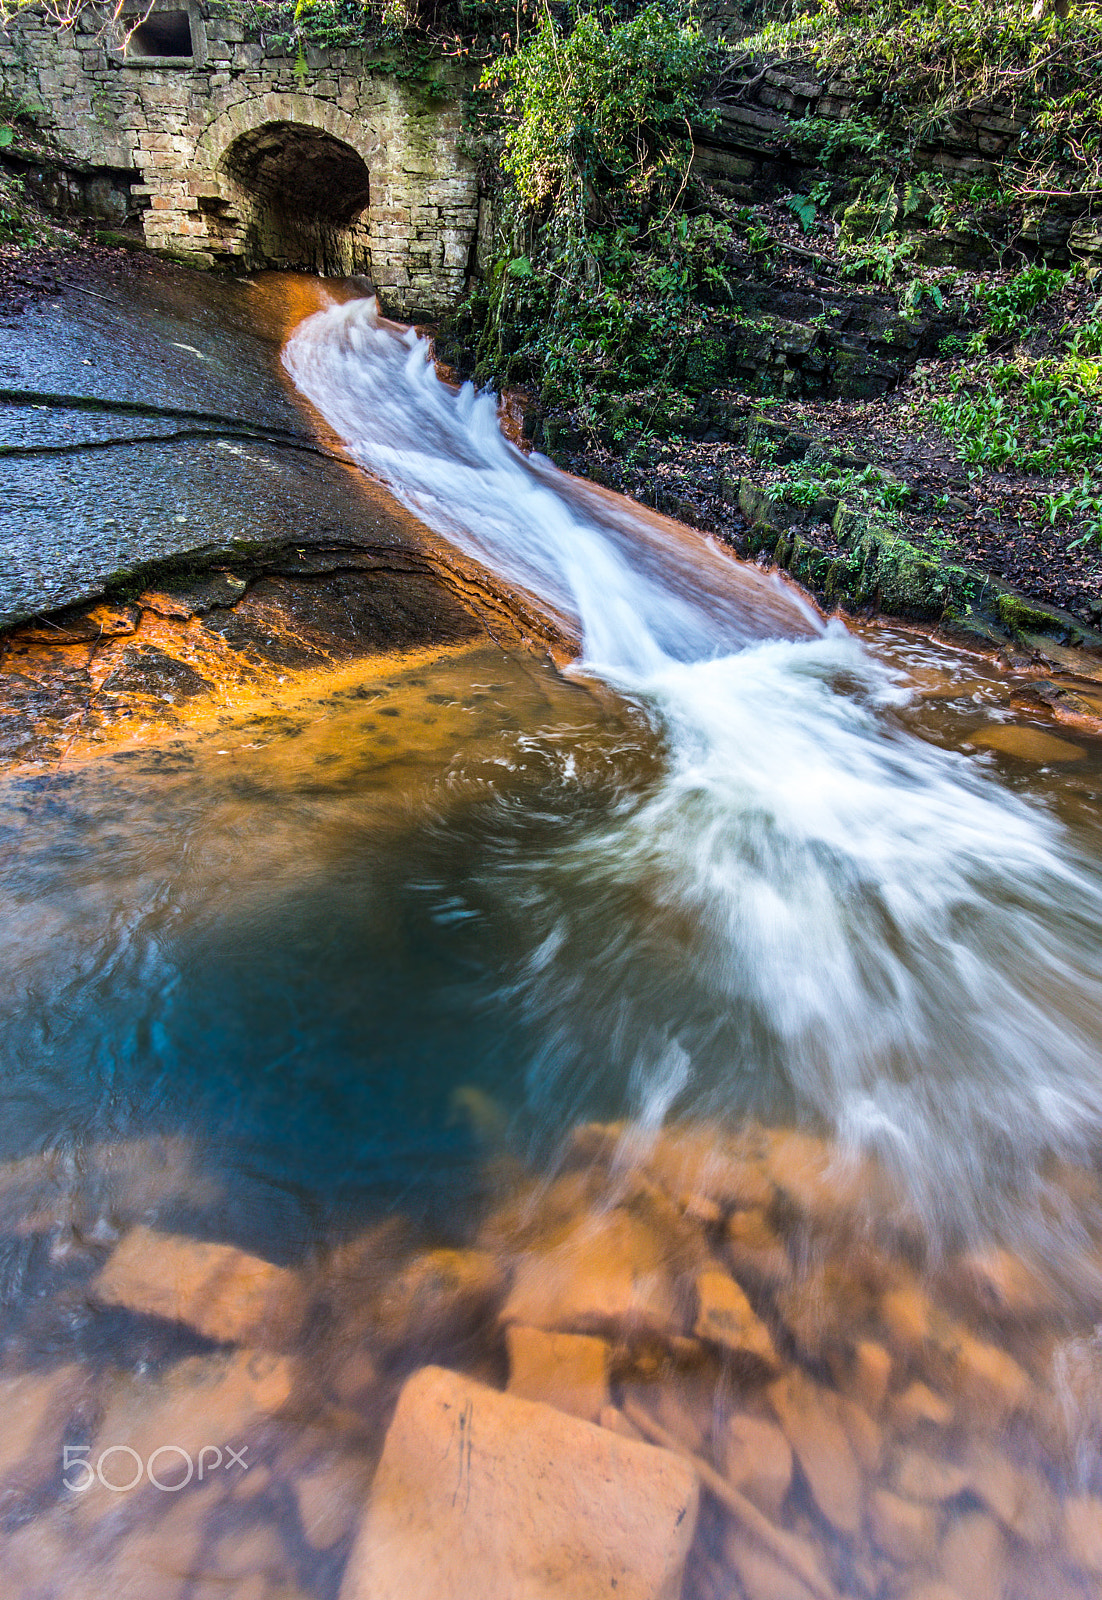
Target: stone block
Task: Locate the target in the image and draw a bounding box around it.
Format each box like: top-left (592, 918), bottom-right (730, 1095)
top-left (340, 1367), bottom-right (699, 1600)
top-left (92, 1223), bottom-right (305, 1346)
top-left (694, 1268), bottom-right (778, 1372)
top-left (722, 1412), bottom-right (792, 1516)
top-left (506, 1325), bottom-right (611, 1422)
top-left (501, 1207), bottom-right (681, 1344)
top-left (769, 1369), bottom-right (863, 1534)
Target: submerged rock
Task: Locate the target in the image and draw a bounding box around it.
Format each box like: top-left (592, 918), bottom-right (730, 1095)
top-left (293, 1454), bottom-right (372, 1552)
top-left (891, 1381), bottom-right (954, 1435)
top-left (868, 1487), bottom-right (939, 1566)
top-left (1064, 1495), bottom-right (1102, 1575)
top-left (829, 1339), bottom-right (892, 1414)
top-left (639, 1125), bottom-right (774, 1215)
top-left (500, 1207), bottom-right (681, 1345)
top-left (372, 1248), bottom-right (504, 1351)
top-left (768, 1369), bottom-right (864, 1535)
top-left (726, 1206), bottom-right (792, 1291)
top-left (0, 1365), bottom-right (88, 1494)
top-left (340, 1365), bottom-right (699, 1600)
top-left (722, 1412), bottom-right (793, 1517)
top-left (81, 1348), bottom-right (292, 1515)
top-left (724, 1537), bottom-right (832, 1600)
top-left (505, 1325), bottom-right (611, 1423)
top-left (941, 1246), bottom-right (1057, 1322)
top-left (939, 1509), bottom-right (1009, 1600)
top-left (91, 1224), bottom-right (305, 1347)
top-left (0, 1134), bottom-right (219, 1240)
top-left (693, 1268), bottom-right (778, 1374)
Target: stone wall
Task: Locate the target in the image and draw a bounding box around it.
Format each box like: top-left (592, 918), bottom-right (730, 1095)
top-left (0, 0), bottom-right (480, 315)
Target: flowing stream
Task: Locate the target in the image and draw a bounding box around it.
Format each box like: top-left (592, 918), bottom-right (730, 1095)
top-left (4, 274), bottom-right (1102, 1599)
top-left (285, 294), bottom-right (1102, 1250)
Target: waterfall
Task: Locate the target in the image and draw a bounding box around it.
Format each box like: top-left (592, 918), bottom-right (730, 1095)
top-left (285, 294), bottom-right (1102, 1236)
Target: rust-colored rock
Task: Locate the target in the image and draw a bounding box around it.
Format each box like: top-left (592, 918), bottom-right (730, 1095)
top-left (775, 1261), bottom-right (875, 1364)
top-left (81, 1349), bottom-right (292, 1513)
top-left (943, 1246), bottom-right (1055, 1321)
top-left (939, 1509), bottom-right (1008, 1600)
top-left (947, 1331), bottom-right (1032, 1424)
top-left (836, 1391), bottom-right (882, 1474)
top-left (641, 1125), bottom-right (774, 1215)
top-left (0, 1366), bottom-right (87, 1490)
top-left (760, 1128), bottom-right (878, 1229)
top-left (959, 1442), bottom-right (1057, 1545)
top-left (501, 1207), bottom-right (680, 1344)
top-left (0, 1134), bottom-right (220, 1239)
top-left (892, 1381), bottom-right (954, 1433)
top-left (881, 1284), bottom-right (941, 1358)
top-left (840, 1339), bottom-right (893, 1414)
top-left (1065, 1495), bottom-right (1102, 1574)
top-left (726, 1206), bottom-right (792, 1290)
top-left (725, 1537), bottom-right (834, 1600)
top-left (694, 1268), bottom-right (778, 1372)
top-left (971, 724), bottom-right (1085, 764)
top-left (373, 1247), bottom-right (504, 1348)
top-left (506, 1325), bottom-right (611, 1422)
top-left (294, 1456), bottom-right (372, 1551)
top-left (893, 1450), bottom-right (971, 1504)
top-left (92, 1224), bottom-right (304, 1347)
top-left (340, 1366), bottom-right (700, 1600)
top-left (868, 1488), bottom-right (939, 1566)
top-left (722, 1412), bottom-right (793, 1517)
top-left (768, 1369), bottom-right (863, 1534)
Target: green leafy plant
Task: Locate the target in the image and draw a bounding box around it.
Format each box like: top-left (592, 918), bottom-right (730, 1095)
top-left (841, 232), bottom-right (917, 284)
top-left (1064, 298), bottom-right (1102, 358)
top-left (483, 3), bottom-right (715, 218)
top-left (785, 192), bottom-right (818, 232)
top-left (900, 279), bottom-right (945, 316)
top-left (1037, 473), bottom-right (1102, 549)
top-left (982, 266), bottom-right (1068, 336)
top-left (929, 354), bottom-right (1102, 474)
top-left (443, 2), bottom-right (728, 447)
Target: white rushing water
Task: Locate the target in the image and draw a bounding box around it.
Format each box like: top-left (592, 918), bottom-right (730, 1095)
top-left (285, 295), bottom-right (1102, 1237)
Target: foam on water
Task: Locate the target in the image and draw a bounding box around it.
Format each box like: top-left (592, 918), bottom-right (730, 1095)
top-left (285, 295), bottom-right (1102, 1237)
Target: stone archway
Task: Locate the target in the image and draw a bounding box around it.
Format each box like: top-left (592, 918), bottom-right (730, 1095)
top-left (196, 95), bottom-right (383, 276)
top-left (221, 120), bottom-right (372, 274)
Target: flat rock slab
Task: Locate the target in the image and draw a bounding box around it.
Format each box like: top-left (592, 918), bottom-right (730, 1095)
top-left (92, 1223), bottom-right (305, 1346)
top-left (0, 262), bottom-right (421, 631)
top-left (341, 1365), bottom-right (699, 1600)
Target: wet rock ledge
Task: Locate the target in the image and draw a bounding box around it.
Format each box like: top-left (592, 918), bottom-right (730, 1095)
top-left (0, 539), bottom-right (571, 769)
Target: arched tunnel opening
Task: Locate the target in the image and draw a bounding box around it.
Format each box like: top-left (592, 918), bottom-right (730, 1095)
top-left (221, 122), bottom-right (372, 276)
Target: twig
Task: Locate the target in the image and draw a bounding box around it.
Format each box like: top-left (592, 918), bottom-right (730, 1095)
top-left (620, 1400), bottom-right (839, 1600)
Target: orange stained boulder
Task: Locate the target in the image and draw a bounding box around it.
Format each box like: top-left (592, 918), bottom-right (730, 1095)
top-left (340, 1365), bottom-right (700, 1600)
top-left (92, 1224), bottom-right (305, 1348)
top-left (500, 1207), bottom-right (681, 1343)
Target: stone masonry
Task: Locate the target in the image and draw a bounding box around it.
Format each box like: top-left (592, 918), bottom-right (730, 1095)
top-left (0, 0), bottom-right (480, 315)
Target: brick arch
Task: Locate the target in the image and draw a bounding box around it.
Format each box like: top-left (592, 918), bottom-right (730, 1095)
top-left (196, 92), bottom-right (383, 176)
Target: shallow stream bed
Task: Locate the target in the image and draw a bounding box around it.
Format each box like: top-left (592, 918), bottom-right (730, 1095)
top-left (3, 270), bottom-right (1102, 1600)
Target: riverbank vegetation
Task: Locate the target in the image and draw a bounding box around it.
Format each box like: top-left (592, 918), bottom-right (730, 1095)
top-left (427, 0), bottom-right (1102, 630)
